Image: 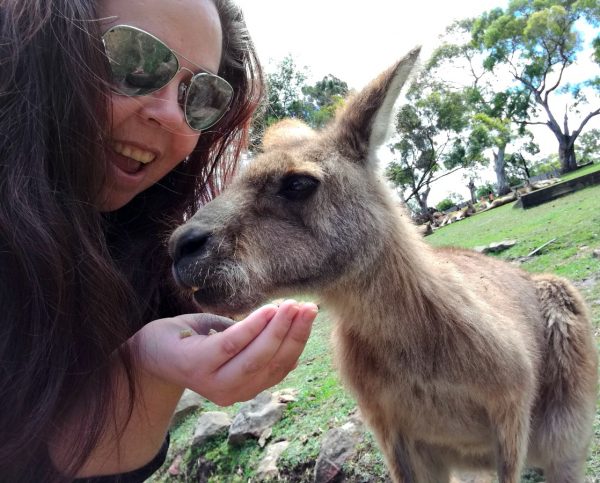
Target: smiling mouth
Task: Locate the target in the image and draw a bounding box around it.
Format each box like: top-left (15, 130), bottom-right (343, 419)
top-left (112, 141), bottom-right (156, 164)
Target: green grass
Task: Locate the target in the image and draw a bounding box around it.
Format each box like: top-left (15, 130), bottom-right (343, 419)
top-left (559, 161), bottom-right (600, 182)
top-left (426, 184), bottom-right (600, 281)
top-left (150, 169), bottom-right (600, 482)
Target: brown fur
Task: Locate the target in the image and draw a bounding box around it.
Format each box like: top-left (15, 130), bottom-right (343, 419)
top-left (169, 49), bottom-right (598, 482)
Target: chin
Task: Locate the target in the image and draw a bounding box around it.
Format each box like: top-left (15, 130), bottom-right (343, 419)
top-left (95, 192), bottom-right (132, 212)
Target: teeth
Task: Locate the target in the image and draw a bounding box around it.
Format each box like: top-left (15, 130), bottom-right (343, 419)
top-left (191, 287), bottom-right (200, 293)
top-left (113, 142), bottom-right (156, 164)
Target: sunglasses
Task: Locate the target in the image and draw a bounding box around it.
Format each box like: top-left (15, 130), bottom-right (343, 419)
top-left (102, 25), bottom-right (234, 132)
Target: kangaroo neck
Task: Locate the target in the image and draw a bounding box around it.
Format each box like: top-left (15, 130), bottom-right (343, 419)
top-left (323, 222), bottom-right (456, 349)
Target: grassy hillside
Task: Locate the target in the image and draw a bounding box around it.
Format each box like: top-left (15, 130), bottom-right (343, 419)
top-left (151, 172), bottom-right (600, 482)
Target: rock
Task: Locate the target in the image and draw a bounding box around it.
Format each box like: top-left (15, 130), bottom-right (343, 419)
top-left (258, 427), bottom-right (273, 448)
top-left (255, 441), bottom-right (290, 480)
top-left (191, 411), bottom-right (232, 447)
top-left (167, 453), bottom-right (183, 476)
top-left (485, 240), bottom-right (517, 253)
top-left (592, 249), bottom-right (600, 259)
top-left (273, 388), bottom-right (299, 403)
top-left (228, 391), bottom-right (287, 445)
top-left (475, 240), bottom-right (517, 254)
top-left (313, 415), bottom-right (364, 483)
top-left (171, 389), bottom-right (205, 427)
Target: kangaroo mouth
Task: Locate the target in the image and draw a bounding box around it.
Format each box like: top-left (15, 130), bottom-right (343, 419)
top-left (192, 288), bottom-right (261, 318)
top-left (171, 264), bottom-right (259, 316)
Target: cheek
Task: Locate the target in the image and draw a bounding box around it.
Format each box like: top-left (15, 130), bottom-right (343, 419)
top-left (171, 131), bottom-right (201, 160)
top-left (109, 95), bottom-right (138, 127)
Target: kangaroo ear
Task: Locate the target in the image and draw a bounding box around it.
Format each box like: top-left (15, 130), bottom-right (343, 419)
top-left (330, 47), bottom-right (420, 164)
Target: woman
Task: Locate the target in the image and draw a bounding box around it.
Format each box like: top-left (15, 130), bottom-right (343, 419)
top-left (0, 0), bottom-right (317, 481)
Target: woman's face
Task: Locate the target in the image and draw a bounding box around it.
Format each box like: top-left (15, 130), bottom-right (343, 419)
top-left (96, 0), bottom-right (223, 212)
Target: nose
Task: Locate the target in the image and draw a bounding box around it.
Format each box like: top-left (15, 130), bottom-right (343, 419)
top-left (142, 81), bottom-right (187, 130)
top-left (170, 226), bottom-right (212, 264)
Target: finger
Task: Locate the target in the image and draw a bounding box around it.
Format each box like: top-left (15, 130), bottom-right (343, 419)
top-left (186, 304), bottom-right (278, 370)
top-left (261, 302), bottom-right (317, 385)
top-left (215, 300), bottom-right (300, 381)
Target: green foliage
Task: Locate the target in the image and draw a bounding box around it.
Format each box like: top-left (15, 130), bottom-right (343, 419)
top-left (386, 74), bottom-right (476, 213)
top-left (577, 128), bottom-right (600, 163)
top-left (471, 0), bottom-right (600, 172)
top-left (426, 20), bottom-right (538, 195)
top-left (529, 154), bottom-right (562, 176)
top-left (475, 182), bottom-right (497, 199)
top-left (263, 57), bottom-right (348, 129)
top-left (436, 199), bottom-right (456, 212)
top-left (265, 55), bottom-right (309, 123)
top-left (250, 56), bottom-right (349, 149)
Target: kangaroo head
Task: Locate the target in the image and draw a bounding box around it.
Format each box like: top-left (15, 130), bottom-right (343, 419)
top-left (169, 48), bottom-right (420, 315)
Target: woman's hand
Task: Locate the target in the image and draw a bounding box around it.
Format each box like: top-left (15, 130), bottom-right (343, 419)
top-left (133, 300), bottom-right (318, 406)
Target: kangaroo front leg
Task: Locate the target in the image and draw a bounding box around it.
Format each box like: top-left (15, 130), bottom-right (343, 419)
top-left (491, 404), bottom-right (530, 483)
top-left (383, 435), bottom-right (449, 483)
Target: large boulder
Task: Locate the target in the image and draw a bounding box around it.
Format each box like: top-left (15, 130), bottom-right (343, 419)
top-left (191, 411), bottom-right (232, 447)
top-left (228, 391), bottom-right (287, 445)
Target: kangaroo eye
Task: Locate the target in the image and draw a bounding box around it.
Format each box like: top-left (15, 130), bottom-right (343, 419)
top-left (278, 174), bottom-right (320, 201)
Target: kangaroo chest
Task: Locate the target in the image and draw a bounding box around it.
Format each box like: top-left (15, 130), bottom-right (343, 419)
top-left (333, 323), bottom-right (495, 448)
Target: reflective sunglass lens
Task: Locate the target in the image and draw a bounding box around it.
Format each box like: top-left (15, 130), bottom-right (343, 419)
top-left (103, 26), bottom-right (178, 96)
top-left (185, 74), bottom-right (234, 130)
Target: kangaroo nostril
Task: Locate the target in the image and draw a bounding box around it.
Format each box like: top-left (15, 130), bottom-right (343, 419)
top-left (173, 227), bottom-right (212, 262)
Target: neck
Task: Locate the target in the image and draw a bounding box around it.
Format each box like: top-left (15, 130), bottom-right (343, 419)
top-left (322, 215), bottom-right (462, 352)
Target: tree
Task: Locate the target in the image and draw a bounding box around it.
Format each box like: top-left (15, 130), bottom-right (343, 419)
top-left (302, 74), bottom-right (348, 128)
top-left (472, 0), bottom-right (600, 173)
top-left (429, 20), bottom-right (539, 194)
top-left (264, 55), bottom-right (309, 124)
top-left (251, 56), bottom-right (349, 149)
top-left (576, 127), bottom-right (600, 163)
top-left (385, 76), bottom-right (471, 216)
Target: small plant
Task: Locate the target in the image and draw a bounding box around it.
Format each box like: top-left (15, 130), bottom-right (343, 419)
top-left (435, 198), bottom-right (456, 212)
top-left (475, 182), bottom-right (496, 199)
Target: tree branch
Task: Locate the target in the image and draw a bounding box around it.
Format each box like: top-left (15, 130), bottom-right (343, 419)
top-left (544, 50), bottom-right (569, 102)
top-left (515, 119), bottom-right (549, 126)
top-left (430, 166), bottom-right (464, 183)
top-left (569, 107), bottom-right (600, 149)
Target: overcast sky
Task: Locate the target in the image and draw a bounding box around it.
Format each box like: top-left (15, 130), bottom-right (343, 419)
top-left (236, 0), bottom-right (600, 203)
top-left (237, 0), bottom-right (507, 88)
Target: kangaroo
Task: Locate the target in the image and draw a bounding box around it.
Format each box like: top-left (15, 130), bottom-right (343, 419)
top-left (169, 49), bottom-right (598, 482)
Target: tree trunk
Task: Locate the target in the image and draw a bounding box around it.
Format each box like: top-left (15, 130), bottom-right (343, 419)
top-left (467, 178), bottom-right (477, 204)
top-left (417, 185), bottom-right (431, 220)
top-left (493, 145), bottom-right (510, 196)
top-left (558, 138), bottom-right (578, 174)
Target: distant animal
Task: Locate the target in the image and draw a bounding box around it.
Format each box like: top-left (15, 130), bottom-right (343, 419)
top-left (169, 49), bottom-right (598, 483)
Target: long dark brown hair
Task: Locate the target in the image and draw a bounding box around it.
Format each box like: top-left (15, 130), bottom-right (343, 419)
top-left (0, 0), bottom-right (263, 480)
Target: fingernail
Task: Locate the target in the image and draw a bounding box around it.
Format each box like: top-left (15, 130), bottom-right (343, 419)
top-left (300, 302), bottom-right (319, 322)
top-left (285, 301), bottom-right (300, 316)
top-left (302, 302), bottom-right (319, 313)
